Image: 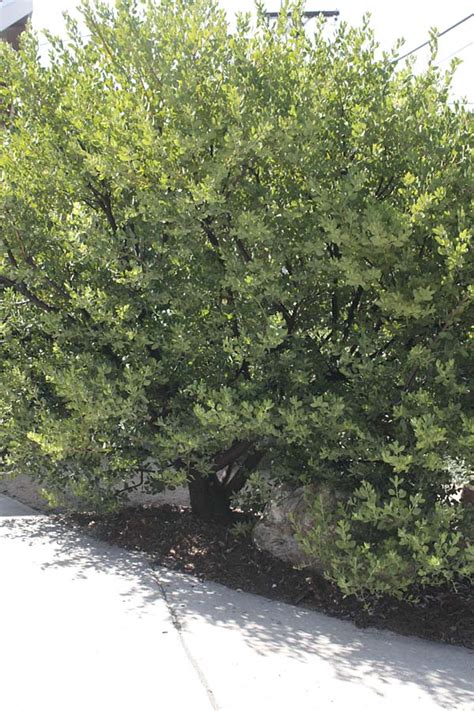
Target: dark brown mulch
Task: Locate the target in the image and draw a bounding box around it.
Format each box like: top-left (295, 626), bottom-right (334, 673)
top-left (68, 505), bottom-right (474, 649)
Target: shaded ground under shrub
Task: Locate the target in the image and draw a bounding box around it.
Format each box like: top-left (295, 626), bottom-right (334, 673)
top-left (67, 505), bottom-right (473, 649)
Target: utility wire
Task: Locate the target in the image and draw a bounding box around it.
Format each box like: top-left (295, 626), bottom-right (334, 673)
top-left (39, 32), bottom-right (91, 48)
top-left (394, 12), bottom-right (474, 63)
top-left (437, 40), bottom-right (474, 64)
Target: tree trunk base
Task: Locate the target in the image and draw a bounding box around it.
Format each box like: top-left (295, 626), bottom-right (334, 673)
top-left (188, 470), bottom-right (232, 521)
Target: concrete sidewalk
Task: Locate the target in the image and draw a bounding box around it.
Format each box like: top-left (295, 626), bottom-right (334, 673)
top-left (0, 498), bottom-right (472, 711)
top-left (0, 492), bottom-right (40, 516)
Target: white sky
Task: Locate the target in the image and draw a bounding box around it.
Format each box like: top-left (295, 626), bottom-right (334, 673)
top-left (31, 0), bottom-right (473, 103)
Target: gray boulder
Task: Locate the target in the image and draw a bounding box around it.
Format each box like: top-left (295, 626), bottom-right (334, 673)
top-left (252, 484), bottom-right (341, 573)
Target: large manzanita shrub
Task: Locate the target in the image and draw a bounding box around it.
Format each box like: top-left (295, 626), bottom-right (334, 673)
top-left (0, 0), bottom-right (472, 570)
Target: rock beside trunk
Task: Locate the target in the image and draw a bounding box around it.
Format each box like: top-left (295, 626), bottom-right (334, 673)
top-left (252, 484), bottom-right (337, 574)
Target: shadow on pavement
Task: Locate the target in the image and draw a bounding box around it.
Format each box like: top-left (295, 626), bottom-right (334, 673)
top-left (0, 515), bottom-right (163, 616)
top-left (0, 515), bottom-right (472, 710)
top-left (156, 570), bottom-right (474, 710)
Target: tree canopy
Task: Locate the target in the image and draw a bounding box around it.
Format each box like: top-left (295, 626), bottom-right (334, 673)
top-left (0, 1), bottom-right (472, 523)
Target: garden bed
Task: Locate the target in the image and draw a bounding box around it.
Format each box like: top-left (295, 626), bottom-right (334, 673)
top-left (68, 504), bottom-right (473, 649)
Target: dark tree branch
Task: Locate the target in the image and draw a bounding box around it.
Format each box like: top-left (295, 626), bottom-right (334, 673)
top-left (277, 301), bottom-right (300, 335)
top-left (87, 182), bottom-right (118, 234)
top-left (0, 273), bottom-right (58, 313)
top-left (278, 301), bottom-right (292, 329)
top-left (368, 336), bottom-right (397, 360)
top-left (327, 242), bottom-right (341, 260)
top-left (331, 290), bottom-right (339, 325)
top-left (224, 449), bottom-right (265, 495)
top-left (342, 286), bottom-right (363, 341)
top-left (115, 471), bottom-right (144, 495)
top-left (376, 175), bottom-right (396, 200)
top-left (23, 252), bottom-right (72, 302)
top-left (102, 190), bottom-right (118, 234)
top-left (233, 358), bottom-right (251, 381)
top-left (234, 236), bottom-right (252, 263)
top-left (201, 216), bottom-right (223, 259)
top-left (5, 246), bottom-right (18, 269)
top-left (212, 441), bottom-right (251, 472)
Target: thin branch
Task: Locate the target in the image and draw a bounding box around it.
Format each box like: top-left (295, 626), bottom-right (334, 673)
top-left (368, 336), bottom-right (397, 360)
top-left (115, 471), bottom-right (144, 495)
top-left (0, 273), bottom-right (58, 313)
top-left (375, 175), bottom-right (396, 200)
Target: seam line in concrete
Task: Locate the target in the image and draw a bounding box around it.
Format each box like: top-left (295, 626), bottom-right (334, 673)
top-left (151, 569), bottom-right (219, 711)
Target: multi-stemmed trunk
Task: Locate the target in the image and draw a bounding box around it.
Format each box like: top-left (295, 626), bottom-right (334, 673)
top-left (186, 444), bottom-right (263, 521)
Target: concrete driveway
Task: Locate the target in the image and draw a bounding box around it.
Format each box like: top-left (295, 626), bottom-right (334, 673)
top-left (0, 495), bottom-right (472, 710)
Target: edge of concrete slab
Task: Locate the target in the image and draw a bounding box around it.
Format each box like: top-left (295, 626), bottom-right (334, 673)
top-left (0, 493), bottom-right (41, 516)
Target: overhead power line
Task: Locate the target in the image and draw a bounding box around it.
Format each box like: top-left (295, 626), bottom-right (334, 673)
top-left (264, 10), bottom-right (339, 20)
top-left (394, 12), bottom-right (474, 64)
top-left (437, 40), bottom-right (474, 64)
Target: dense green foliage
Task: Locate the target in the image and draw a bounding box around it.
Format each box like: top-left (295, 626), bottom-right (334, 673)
top-left (296, 478), bottom-right (473, 600)
top-left (0, 0), bottom-right (472, 590)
